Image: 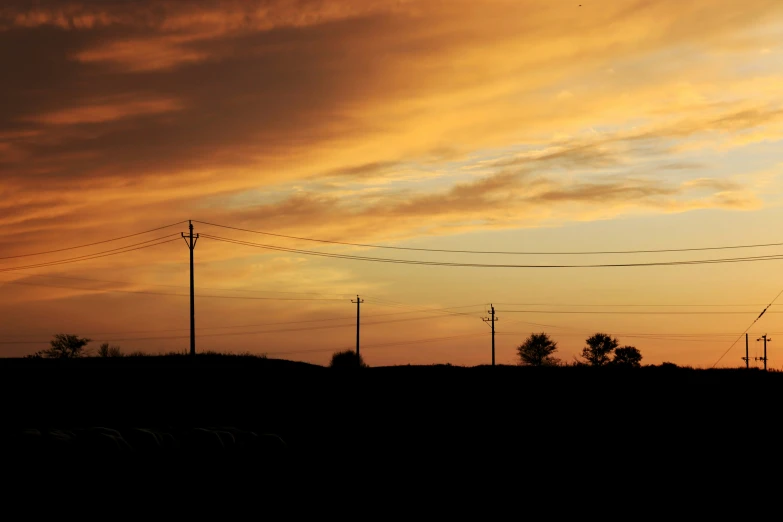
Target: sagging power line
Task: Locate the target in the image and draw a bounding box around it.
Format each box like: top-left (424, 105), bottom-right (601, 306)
top-left (502, 310), bottom-right (783, 315)
top-left (0, 279), bottom-right (348, 301)
top-left (201, 233), bottom-right (783, 268)
top-left (0, 235), bottom-right (181, 273)
top-left (193, 220), bottom-right (783, 256)
top-left (711, 287), bottom-right (783, 368)
top-left (0, 221), bottom-right (187, 260)
top-left (263, 332), bottom-right (487, 357)
top-left (0, 273), bottom-right (354, 298)
top-left (494, 302), bottom-right (773, 307)
top-left (0, 310), bottom-right (484, 345)
top-left (0, 301), bottom-right (484, 340)
top-left (7, 219), bottom-right (783, 270)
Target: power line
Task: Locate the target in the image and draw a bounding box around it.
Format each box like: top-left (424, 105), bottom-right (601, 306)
top-left (497, 316), bottom-right (783, 339)
top-left (0, 303), bottom-right (485, 339)
top-left (711, 287), bottom-right (783, 368)
top-left (501, 310), bottom-right (783, 315)
top-left (7, 323), bottom-right (772, 346)
top-left (0, 235), bottom-right (181, 273)
top-left (495, 332), bottom-right (726, 343)
top-left (194, 219), bottom-right (783, 256)
top-left (363, 298), bottom-right (486, 311)
top-left (59, 316), bottom-right (359, 337)
top-left (355, 332), bottom-right (486, 349)
top-left (263, 332), bottom-right (487, 356)
top-left (361, 297), bottom-right (485, 318)
top-left (104, 313), bottom-right (476, 342)
top-left (493, 302), bottom-right (773, 307)
top-left (0, 273), bottom-right (356, 299)
top-left (0, 279), bottom-right (347, 301)
top-left (0, 221), bottom-right (187, 260)
top-left (19, 254), bottom-right (762, 302)
top-left (1, 278), bottom-right (483, 307)
top-left (0, 312), bottom-right (482, 345)
top-left (201, 233), bottom-right (783, 268)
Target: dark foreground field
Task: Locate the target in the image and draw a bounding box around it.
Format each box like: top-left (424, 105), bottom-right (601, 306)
top-left (1, 356), bottom-right (780, 504)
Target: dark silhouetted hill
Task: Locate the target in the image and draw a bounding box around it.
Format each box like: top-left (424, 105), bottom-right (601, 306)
top-left (1, 355), bottom-right (779, 499)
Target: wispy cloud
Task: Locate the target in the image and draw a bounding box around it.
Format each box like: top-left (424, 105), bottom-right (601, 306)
top-left (27, 96), bottom-right (182, 125)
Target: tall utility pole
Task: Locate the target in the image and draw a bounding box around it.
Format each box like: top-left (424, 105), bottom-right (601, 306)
top-left (483, 304), bottom-right (498, 366)
top-left (182, 220), bottom-right (199, 357)
top-left (756, 334), bottom-right (770, 371)
top-left (352, 295), bottom-right (364, 366)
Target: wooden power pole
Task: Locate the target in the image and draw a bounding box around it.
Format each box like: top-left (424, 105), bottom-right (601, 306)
top-left (182, 220), bottom-right (199, 357)
top-left (756, 334), bottom-right (770, 371)
top-left (352, 295), bottom-right (364, 366)
top-left (483, 304), bottom-right (498, 366)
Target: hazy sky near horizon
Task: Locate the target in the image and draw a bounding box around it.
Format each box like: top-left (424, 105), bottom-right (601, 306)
top-left (2, 0), bottom-right (783, 367)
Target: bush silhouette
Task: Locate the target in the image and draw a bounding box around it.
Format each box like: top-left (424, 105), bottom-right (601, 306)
top-left (32, 334), bottom-right (91, 359)
top-left (329, 350), bottom-right (367, 369)
top-left (517, 332), bottom-right (560, 366)
top-left (612, 346), bottom-right (642, 368)
top-left (581, 333), bottom-right (618, 367)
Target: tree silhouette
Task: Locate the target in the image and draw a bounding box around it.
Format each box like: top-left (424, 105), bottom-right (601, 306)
top-left (612, 346), bottom-right (642, 368)
top-left (33, 334), bottom-right (92, 359)
top-left (581, 333), bottom-right (618, 366)
top-left (97, 343), bottom-right (123, 358)
top-left (329, 350), bottom-right (367, 369)
top-left (517, 332), bottom-right (560, 366)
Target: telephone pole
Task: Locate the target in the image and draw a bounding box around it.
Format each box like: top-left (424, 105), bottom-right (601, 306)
top-left (742, 333), bottom-right (749, 369)
top-left (756, 334), bottom-right (770, 371)
top-left (352, 295), bottom-right (364, 366)
top-left (483, 304), bottom-right (498, 366)
top-left (182, 220), bottom-right (199, 357)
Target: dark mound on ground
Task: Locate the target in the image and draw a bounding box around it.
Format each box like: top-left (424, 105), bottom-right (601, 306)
top-left (1, 356), bottom-right (779, 491)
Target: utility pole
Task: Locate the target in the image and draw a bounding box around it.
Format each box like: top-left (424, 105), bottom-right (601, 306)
top-left (756, 334), bottom-right (770, 371)
top-left (742, 333), bottom-right (749, 369)
top-left (352, 295), bottom-right (364, 367)
top-left (483, 304), bottom-right (498, 366)
top-left (182, 220), bottom-right (199, 357)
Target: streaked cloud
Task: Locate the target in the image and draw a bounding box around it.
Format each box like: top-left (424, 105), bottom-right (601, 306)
top-left (28, 96), bottom-right (182, 125)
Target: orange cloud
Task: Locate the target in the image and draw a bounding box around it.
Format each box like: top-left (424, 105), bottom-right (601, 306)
top-left (28, 97), bottom-right (182, 125)
top-left (74, 38), bottom-right (209, 71)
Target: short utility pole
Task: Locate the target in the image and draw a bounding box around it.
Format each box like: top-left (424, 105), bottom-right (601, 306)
top-left (756, 334), bottom-right (770, 371)
top-left (483, 304), bottom-right (498, 366)
top-left (352, 295), bottom-right (364, 367)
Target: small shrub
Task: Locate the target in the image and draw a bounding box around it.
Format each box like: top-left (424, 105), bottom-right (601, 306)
top-left (97, 343), bottom-right (123, 357)
top-left (33, 334), bottom-right (91, 359)
top-left (329, 350), bottom-right (367, 369)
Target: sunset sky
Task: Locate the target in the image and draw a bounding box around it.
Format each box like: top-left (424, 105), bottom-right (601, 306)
top-left (2, 0), bottom-right (783, 368)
